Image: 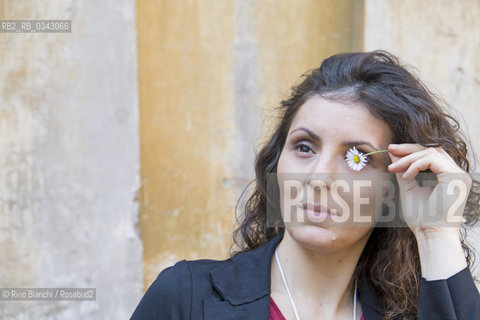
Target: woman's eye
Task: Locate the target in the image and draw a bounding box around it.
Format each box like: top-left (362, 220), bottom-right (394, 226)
top-left (294, 143), bottom-right (314, 154)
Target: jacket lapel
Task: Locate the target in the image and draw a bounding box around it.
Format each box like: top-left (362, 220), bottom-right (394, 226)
top-left (206, 230), bottom-right (285, 319)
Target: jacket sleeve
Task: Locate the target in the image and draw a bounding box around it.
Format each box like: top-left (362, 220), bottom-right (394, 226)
top-left (418, 266), bottom-right (480, 319)
top-left (130, 260), bottom-right (192, 320)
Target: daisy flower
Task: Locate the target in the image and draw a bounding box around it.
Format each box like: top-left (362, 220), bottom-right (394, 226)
top-left (345, 146), bottom-right (389, 171)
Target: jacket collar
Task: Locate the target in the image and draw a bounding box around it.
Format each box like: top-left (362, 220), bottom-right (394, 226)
top-left (210, 230), bottom-right (285, 305)
top-left (209, 228), bottom-right (385, 317)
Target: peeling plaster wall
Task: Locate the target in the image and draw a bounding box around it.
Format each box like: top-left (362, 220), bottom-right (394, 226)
top-left (0, 0), bottom-right (142, 318)
top-left (136, 0), bottom-right (357, 291)
top-left (364, 0), bottom-right (480, 288)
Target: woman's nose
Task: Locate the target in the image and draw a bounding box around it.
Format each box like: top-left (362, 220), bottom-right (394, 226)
top-left (313, 153), bottom-right (340, 174)
top-left (307, 154), bottom-right (339, 188)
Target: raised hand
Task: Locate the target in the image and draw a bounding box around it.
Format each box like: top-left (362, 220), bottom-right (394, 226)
top-left (387, 143), bottom-right (472, 279)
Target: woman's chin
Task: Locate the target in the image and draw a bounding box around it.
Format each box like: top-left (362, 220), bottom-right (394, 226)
top-left (285, 223), bottom-right (372, 253)
top-left (286, 225), bottom-right (340, 249)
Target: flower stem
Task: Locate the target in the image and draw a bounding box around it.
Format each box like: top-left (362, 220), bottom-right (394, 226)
top-left (364, 149), bottom-right (389, 156)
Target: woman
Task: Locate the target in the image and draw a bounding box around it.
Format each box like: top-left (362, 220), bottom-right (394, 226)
top-left (131, 51), bottom-right (480, 319)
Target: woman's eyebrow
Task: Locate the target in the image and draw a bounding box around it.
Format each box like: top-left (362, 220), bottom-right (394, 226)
top-left (290, 127), bottom-right (320, 141)
top-left (341, 141), bottom-right (380, 152)
top-left (289, 127), bottom-right (380, 151)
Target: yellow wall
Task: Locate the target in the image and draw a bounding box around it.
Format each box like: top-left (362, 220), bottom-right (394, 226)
top-left (136, 0), bottom-right (359, 290)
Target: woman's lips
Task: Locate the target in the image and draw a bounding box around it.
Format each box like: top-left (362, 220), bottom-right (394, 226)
top-left (303, 203), bottom-right (331, 213)
top-left (302, 203), bottom-right (331, 222)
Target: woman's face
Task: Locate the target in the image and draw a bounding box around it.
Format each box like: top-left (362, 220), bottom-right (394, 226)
top-left (276, 95), bottom-right (393, 253)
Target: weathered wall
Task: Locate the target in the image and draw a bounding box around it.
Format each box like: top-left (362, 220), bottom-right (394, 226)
top-left (0, 0), bottom-right (142, 318)
top-left (363, 0), bottom-right (480, 285)
top-left (136, 0), bottom-right (358, 290)
top-left (364, 0), bottom-right (480, 149)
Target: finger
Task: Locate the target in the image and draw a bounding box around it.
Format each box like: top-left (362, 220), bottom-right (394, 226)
top-left (401, 157), bottom-right (433, 180)
top-left (388, 152), bottom-right (419, 192)
top-left (388, 151), bottom-right (400, 165)
top-left (402, 152), bottom-right (463, 179)
top-left (388, 148), bottom-right (434, 173)
top-left (388, 143), bottom-right (428, 156)
top-left (388, 145), bottom-right (462, 174)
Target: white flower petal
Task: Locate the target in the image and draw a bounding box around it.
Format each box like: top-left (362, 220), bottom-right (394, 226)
top-left (345, 146), bottom-right (368, 171)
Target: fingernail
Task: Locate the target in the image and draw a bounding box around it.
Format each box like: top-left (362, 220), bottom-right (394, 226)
top-left (389, 162), bottom-right (396, 168)
top-left (389, 144), bottom-right (398, 147)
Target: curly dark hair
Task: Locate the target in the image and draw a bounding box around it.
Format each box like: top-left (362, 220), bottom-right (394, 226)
top-left (231, 50), bottom-right (480, 320)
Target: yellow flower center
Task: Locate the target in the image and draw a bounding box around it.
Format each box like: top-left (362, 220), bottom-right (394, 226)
top-left (353, 155), bottom-right (360, 163)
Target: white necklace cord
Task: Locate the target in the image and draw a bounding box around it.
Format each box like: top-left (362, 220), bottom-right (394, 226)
top-left (274, 248), bottom-right (357, 320)
top-left (353, 274), bottom-right (357, 320)
top-left (275, 248), bottom-right (301, 320)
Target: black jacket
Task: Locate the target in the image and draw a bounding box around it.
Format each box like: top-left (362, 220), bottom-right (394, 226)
top-left (131, 229), bottom-right (480, 319)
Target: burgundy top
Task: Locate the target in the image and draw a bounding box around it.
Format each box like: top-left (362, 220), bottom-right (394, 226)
top-left (270, 297), bottom-right (365, 320)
